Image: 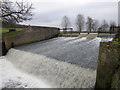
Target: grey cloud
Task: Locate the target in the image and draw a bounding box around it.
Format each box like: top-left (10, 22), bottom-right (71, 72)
top-left (22, 2), bottom-right (118, 27)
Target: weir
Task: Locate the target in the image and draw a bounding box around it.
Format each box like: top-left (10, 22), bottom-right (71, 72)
top-left (1, 37), bottom-right (113, 88)
top-left (15, 37), bottom-right (112, 70)
top-left (5, 49), bottom-right (96, 88)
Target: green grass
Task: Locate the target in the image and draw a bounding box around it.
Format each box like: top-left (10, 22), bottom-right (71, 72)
top-left (108, 41), bottom-right (120, 43)
top-left (2, 31), bottom-right (22, 37)
top-left (1, 28), bottom-right (24, 37)
top-left (2, 28), bottom-right (23, 33)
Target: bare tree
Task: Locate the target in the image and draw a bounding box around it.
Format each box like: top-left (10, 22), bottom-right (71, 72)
top-left (101, 20), bottom-right (109, 31)
top-left (110, 21), bottom-right (117, 34)
top-left (110, 21), bottom-right (116, 27)
top-left (86, 17), bottom-right (94, 33)
top-left (61, 16), bottom-right (71, 33)
top-left (93, 20), bottom-right (99, 32)
top-left (1, 0), bottom-right (33, 23)
top-left (76, 14), bottom-right (84, 34)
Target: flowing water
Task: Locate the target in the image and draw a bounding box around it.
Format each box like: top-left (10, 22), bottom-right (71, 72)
top-left (0, 56), bottom-right (51, 89)
top-left (0, 37), bottom-right (112, 88)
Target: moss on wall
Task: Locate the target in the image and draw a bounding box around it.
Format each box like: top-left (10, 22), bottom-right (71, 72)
top-left (111, 67), bottom-right (120, 89)
top-left (95, 42), bottom-right (120, 89)
top-left (4, 36), bottom-right (14, 49)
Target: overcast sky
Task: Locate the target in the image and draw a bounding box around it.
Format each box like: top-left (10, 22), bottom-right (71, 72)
top-left (19, 0), bottom-right (119, 30)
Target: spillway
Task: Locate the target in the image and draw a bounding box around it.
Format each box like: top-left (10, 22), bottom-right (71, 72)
top-left (15, 37), bottom-right (106, 69)
top-left (0, 37), bottom-right (112, 88)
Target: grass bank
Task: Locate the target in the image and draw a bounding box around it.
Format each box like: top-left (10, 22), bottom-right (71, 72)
top-left (2, 28), bottom-right (24, 37)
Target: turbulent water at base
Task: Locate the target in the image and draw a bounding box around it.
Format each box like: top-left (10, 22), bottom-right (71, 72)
top-left (0, 57), bottom-right (51, 89)
top-left (0, 37), bottom-right (112, 88)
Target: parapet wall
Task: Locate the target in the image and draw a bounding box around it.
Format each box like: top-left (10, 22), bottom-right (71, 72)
top-left (95, 42), bottom-right (120, 89)
top-left (3, 26), bottom-right (59, 50)
top-left (13, 26), bottom-right (59, 46)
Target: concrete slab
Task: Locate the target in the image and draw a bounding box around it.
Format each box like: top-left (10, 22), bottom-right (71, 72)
top-left (87, 33), bottom-right (98, 39)
top-left (78, 33), bottom-right (88, 38)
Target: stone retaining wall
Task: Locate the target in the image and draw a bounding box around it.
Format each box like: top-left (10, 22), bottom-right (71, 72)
top-left (13, 26), bottom-right (59, 46)
top-left (2, 26), bottom-right (59, 55)
top-left (95, 42), bottom-right (120, 89)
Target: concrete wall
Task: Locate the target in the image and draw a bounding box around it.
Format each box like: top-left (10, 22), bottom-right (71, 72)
top-left (78, 33), bottom-right (88, 38)
top-left (3, 26), bottom-right (59, 51)
top-left (95, 42), bottom-right (120, 89)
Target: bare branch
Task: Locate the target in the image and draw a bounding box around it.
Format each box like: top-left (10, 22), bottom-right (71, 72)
top-left (61, 16), bottom-right (71, 33)
top-left (1, 0), bottom-right (33, 23)
top-left (86, 17), bottom-right (94, 33)
top-left (76, 14), bottom-right (84, 34)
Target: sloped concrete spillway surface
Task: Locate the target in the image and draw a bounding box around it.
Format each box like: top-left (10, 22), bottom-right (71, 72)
top-left (0, 37), bottom-right (112, 88)
top-left (15, 37), bottom-right (111, 69)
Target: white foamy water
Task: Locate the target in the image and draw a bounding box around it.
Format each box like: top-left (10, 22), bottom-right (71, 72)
top-left (66, 37), bottom-right (87, 44)
top-left (0, 56), bottom-right (51, 89)
top-left (4, 49), bottom-right (96, 88)
top-left (101, 38), bottom-right (113, 42)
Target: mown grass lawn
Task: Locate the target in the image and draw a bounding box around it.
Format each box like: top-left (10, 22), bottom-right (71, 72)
top-left (1, 28), bottom-right (24, 37)
top-left (2, 28), bottom-right (23, 33)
